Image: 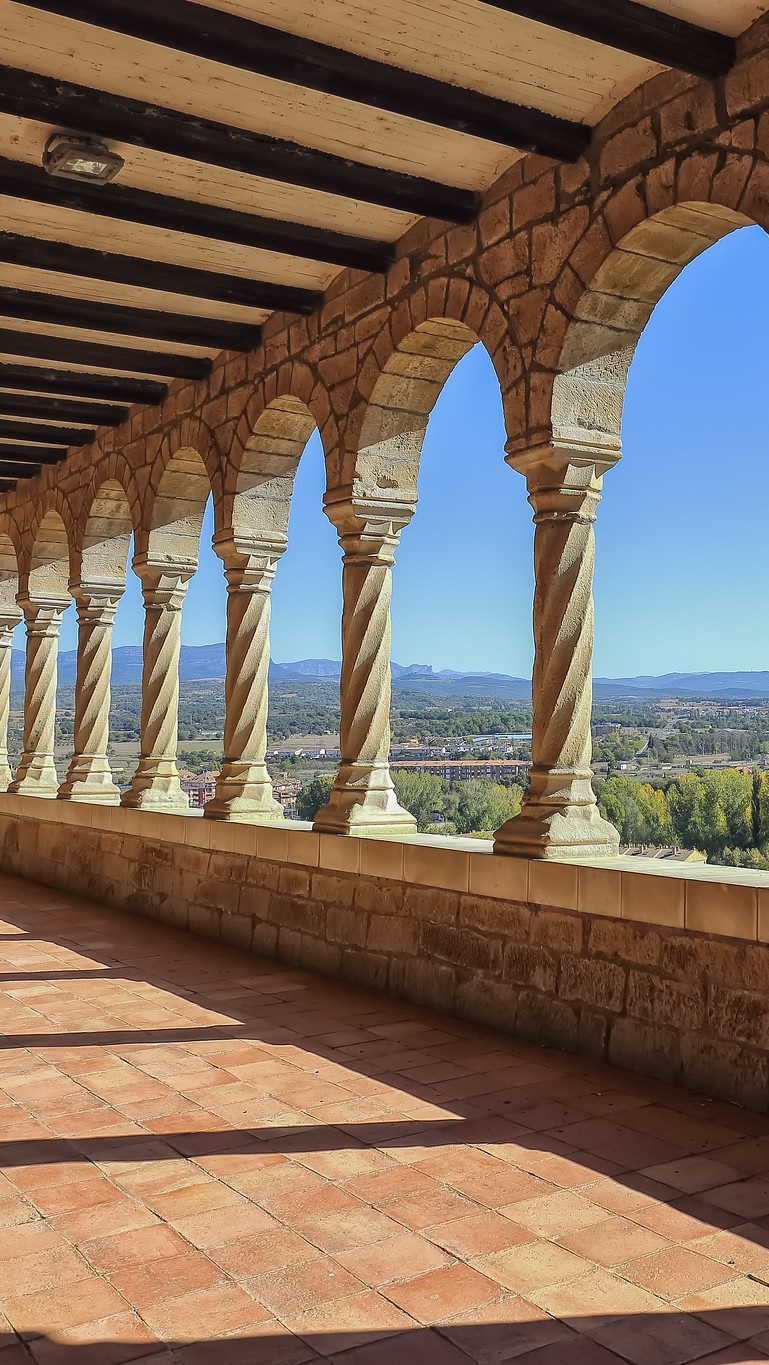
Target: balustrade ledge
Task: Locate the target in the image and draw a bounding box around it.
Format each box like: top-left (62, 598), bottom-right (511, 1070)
top-left (0, 790), bottom-right (766, 945)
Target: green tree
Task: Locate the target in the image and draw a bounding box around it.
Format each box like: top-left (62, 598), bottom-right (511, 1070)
top-left (392, 770), bottom-right (446, 832)
top-left (454, 779), bottom-right (522, 836)
top-left (296, 774), bottom-right (335, 821)
top-left (597, 776), bottom-right (671, 846)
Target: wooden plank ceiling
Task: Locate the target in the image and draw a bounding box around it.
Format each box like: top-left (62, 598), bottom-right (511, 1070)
top-left (0, 0), bottom-right (762, 488)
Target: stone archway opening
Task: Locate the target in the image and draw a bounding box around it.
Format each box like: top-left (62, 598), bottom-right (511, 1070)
top-left (385, 338), bottom-right (532, 837)
top-left (586, 219), bottom-right (769, 866)
top-left (209, 394), bottom-right (325, 823)
top-left (0, 529), bottom-right (20, 790)
top-left (317, 316), bottom-right (521, 837)
top-left (10, 509), bottom-right (71, 797)
top-left (554, 204), bottom-right (754, 453)
top-left (123, 445), bottom-right (213, 812)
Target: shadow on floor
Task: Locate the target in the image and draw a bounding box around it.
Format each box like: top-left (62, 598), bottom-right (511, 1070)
top-left (4, 1309), bottom-right (769, 1363)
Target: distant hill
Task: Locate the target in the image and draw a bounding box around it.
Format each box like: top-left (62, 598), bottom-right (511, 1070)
top-left (11, 647), bottom-right (769, 700)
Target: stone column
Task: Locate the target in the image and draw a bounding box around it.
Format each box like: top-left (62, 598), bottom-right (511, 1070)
top-left (205, 532), bottom-right (285, 822)
top-left (122, 556), bottom-right (194, 812)
top-left (58, 582), bottom-right (122, 804)
top-left (9, 595), bottom-right (68, 798)
top-left (0, 609), bottom-right (21, 791)
top-left (314, 492), bottom-right (417, 837)
top-left (495, 443), bottom-right (620, 859)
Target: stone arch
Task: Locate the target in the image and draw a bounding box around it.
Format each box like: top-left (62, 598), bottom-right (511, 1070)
top-left (0, 518), bottom-right (20, 617)
top-left (544, 202), bottom-right (757, 453)
top-left (139, 426), bottom-right (216, 567)
top-left (226, 394), bottom-right (318, 551)
top-left (25, 502), bottom-right (72, 602)
top-left (226, 361), bottom-right (337, 524)
top-left (76, 472), bottom-right (137, 590)
top-left (347, 302), bottom-right (515, 504)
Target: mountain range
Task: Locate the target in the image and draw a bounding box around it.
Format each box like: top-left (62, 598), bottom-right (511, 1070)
top-left (11, 647), bottom-right (769, 699)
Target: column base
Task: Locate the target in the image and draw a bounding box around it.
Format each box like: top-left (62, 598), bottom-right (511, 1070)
top-left (494, 767), bottom-right (620, 860)
top-left (0, 763), bottom-right (12, 793)
top-left (122, 760), bottom-right (189, 813)
top-left (9, 758), bottom-right (60, 798)
top-left (495, 803), bottom-right (620, 860)
top-left (313, 763), bottom-right (417, 837)
top-left (58, 758), bottom-right (121, 805)
top-left (204, 767), bottom-right (285, 823)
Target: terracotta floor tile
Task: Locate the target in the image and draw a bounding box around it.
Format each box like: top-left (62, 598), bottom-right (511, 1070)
top-left (527, 1267), bottom-right (666, 1329)
top-left (619, 1244), bottom-right (740, 1298)
top-left (294, 1205), bottom-right (403, 1255)
top-left (704, 1180), bottom-right (769, 1219)
top-left (381, 1263), bottom-right (500, 1323)
top-left (677, 1272), bottom-right (769, 1338)
top-left (557, 1214), bottom-right (670, 1265)
top-left (0, 1244), bottom-right (92, 1298)
top-left (384, 1188), bottom-right (477, 1231)
top-left (641, 1156), bottom-right (745, 1195)
top-left (209, 1227), bottom-right (324, 1278)
top-left (439, 1293), bottom-right (573, 1361)
top-left (326, 1327), bottom-right (474, 1364)
top-left (426, 1212), bottom-right (535, 1259)
top-left (24, 1309), bottom-right (161, 1363)
top-left (251, 1257), bottom-right (365, 1316)
top-left (472, 1241), bottom-right (593, 1294)
top-left (109, 1249), bottom-right (225, 1306)
top-left (3, 1276), bottom-right (129, 1334)
top-left (137, 1281), bottom-right (274, 1338)
top-left (692, 1222), bottom-right (769, 1274)
top-left (500, 1191), bottom-right (611, 1240)
top-left (591, 1311), bottom-right (733, 1365)
top-left (80, 1222), bottom-right (190, 1275)
top-left (335, 1231), bottom-right (452, 1286)
top-left (176, 1321), bottom-right (322, 1365)
top-left (279, 1288), bottom-right (414, 1351)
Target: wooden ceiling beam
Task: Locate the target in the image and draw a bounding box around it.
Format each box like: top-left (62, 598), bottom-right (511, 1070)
top-left (0, 328), bottom-right (211, 380)
top-left (0, 364), bottom-right (166, 405)
top-left (0, 417), bottom-right (93, 444)
top-left (0, 66), bottom-right (478, 222)
top-left (0, 444), bottom-right (67, 464)
top-left (0, 393), bottom-right (128, 426)
top-left (0, 285), bottom-right (260, 352)
top-left (0, 231), bottom-right (322, 313)
top-left (0, 464), bottom-right (42, 481)
top-left (17, 0), bottom-right (590, 158)
top-left (476, 0), bottom-right (735, 78)
top-left (0, 156), bottom-right (394, 274)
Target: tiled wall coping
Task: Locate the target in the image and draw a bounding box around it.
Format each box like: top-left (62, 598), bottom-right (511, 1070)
top-left (2, 791), bottom-right (767, 944)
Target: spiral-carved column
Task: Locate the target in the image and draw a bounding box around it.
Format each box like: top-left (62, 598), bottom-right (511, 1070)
top-left (58, 583), bottom-right (122, 804)
top-left (10, 596), bottom-right (68, 798)
top-left (122, 557), bottom-right (194, 812)
top-left (0, 609), bottom-right (21, 791)
top-left (495, 444), bottom-right (620, 859)
top-left (205, 533), bottom-right (285, 822)
top-left (314, 492), bottom-right (417, 836)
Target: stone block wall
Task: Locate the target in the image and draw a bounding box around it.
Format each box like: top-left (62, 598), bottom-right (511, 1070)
top-left (3, 797), bottom-right (769, 1111)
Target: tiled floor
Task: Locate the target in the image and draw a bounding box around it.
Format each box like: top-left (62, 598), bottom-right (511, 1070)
top-left (2, 877), bottom-right (769, 1363)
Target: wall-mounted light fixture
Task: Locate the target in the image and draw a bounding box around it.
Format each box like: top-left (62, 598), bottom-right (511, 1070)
top-left (42, 133), bottom-right (124, 185)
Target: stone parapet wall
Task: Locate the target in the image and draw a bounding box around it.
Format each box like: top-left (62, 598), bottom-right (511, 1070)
top-left (3, 795), bottom-right (769, 1110)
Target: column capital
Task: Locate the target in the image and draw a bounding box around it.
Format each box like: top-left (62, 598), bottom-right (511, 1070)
top-left (131, 554), bottom-right (196, 610)
top-left (324, 486), bottom-right (416, 563)
top-left (212, 529), bottom-right (288, 592)
top-left (505, 439), bottom-right (622, 487)
top-left (71, 578), bottom-right (124, 622)
top-left (0, 607), bottom-right (21, 638)
top-left (17, 595), bottom-right (68, 636)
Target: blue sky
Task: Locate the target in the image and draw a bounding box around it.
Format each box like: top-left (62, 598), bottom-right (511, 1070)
top-left (51, 224), bottom-right (769, 677)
